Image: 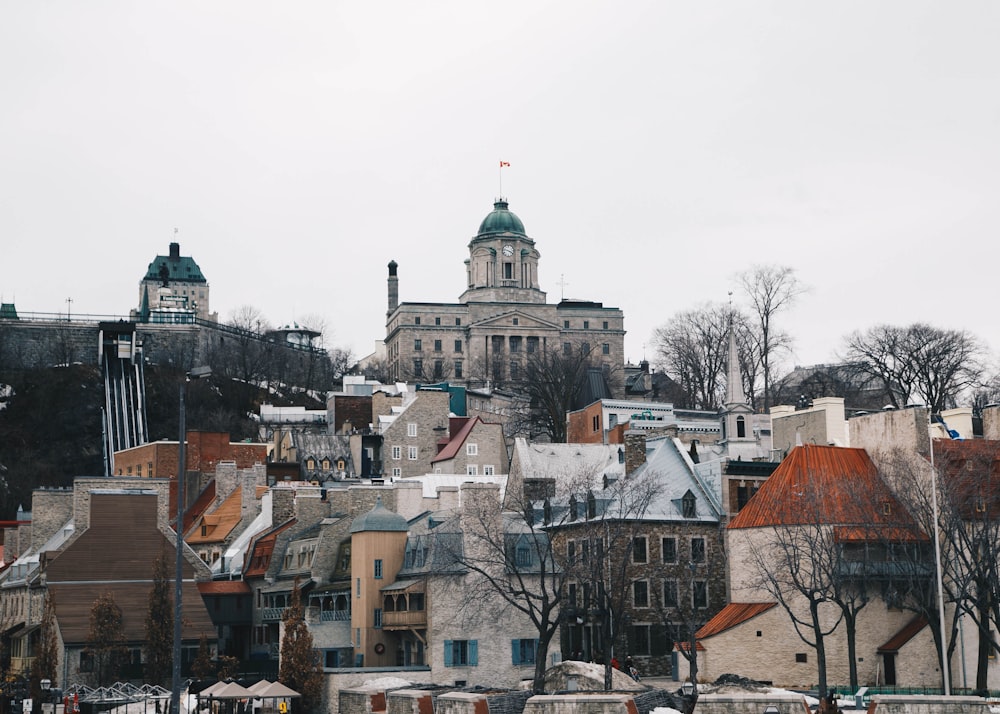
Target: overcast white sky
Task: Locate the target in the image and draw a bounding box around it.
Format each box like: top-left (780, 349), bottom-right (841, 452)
top-left (2, 2), bottom-right (998, 377)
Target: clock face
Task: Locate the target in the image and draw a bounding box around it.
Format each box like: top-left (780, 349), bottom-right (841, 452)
top-left (502, 244), bottom-right (514, 257)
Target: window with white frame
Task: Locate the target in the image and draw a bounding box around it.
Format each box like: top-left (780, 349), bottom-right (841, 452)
top-left (392, 467), bottom-right (401, 477)
top-left (466, 443), bottom-right (478, 456)
top-left (483, 465), bottom-right (495, 475)
top-left (467, 465), bottom-right (479, 475)
top-left (408, 446), bottom-right (418, 460)
top-left (391, 446), bottom-right (402, 460)
top-left (407, 423), bottom-right (417, 437)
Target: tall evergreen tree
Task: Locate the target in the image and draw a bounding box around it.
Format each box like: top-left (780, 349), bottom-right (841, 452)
top-left (278, 581), bottom-right (322, 713)
top-left (86, 591), bottom-right (129, 687)
top-left (145, 550), bottom-right (174, 686)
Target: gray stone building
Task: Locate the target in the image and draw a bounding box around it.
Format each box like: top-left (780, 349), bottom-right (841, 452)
top-left (384, 199), bottom-right (626, 394)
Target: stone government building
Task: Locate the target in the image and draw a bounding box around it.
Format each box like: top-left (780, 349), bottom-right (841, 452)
top-left (384, 199), bottom-right (626, 393)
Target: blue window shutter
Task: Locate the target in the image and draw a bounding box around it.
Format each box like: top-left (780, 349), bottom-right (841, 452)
top-left (511, 640), bottom-right (520, 665)
top-left (469, 640), bottom-right (478, 666)
top-left (444, 640), bottom-right (453, 667)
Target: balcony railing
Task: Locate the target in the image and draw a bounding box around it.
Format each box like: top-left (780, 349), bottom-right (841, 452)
top-left (262, 607), bottom-right (287, 621)
top-left (383, 610), bottom-right (427, 629)
top-left (320, 610), bottom-right (351, 622)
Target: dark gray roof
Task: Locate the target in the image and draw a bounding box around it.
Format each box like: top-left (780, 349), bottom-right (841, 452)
top-left (349, 497), bottom-right (408, 533)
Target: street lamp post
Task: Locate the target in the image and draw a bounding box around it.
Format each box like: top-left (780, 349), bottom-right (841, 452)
top-left (171, 366), bottom-right (211, 714)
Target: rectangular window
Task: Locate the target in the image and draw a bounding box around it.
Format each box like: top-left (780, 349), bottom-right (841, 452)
top-left (374, 559), bottom-right (383, 579)
top-left (444, 639), bottom-right (478, 667)
top-left (413, 359), bottom-right (423, 376)
top-left (455, 360), bottom-right (463, 378)
top-left (511, 638), bottom-right (538, 665)
top-left (414, 317), bottom-right (421, 325)
top-left (407, 423), bottom-right (417, 437)
top-left (603, 321), bottom-right (609, 330)
top-left (510, 336), bottom-right (522, 353)
top-left (466, 465), bottom-right (479, 475)
top-left (483, 465), bottom-right (494, 475)
top-left (456, 318), bottom-right (461, 325)
top-left (512, 317), bottom-right (519, 325)
top-left (583, 320), bottom-right (589, 329)
top-left (374, 608), bottom-right (383, 629)
top-left (633, 580), bottom-right (649, 608)
top-left (662, 537), bottom-right (677, 563)
top-left (516, 546), bottom-right (531, 567)
top-left (392, 467), bottom-right (401, 477)
top-left (628, 625), bottom-right (651, 656)
top-left (563, 320), bottom-right (570, 328)
top-left (795, 653), bottom-right (808, 663)
top-left (567, 541), bottom-right (576, 564)
top-left (408, 446), bottom-right (418, 460)
top-left (434, 360), bottom-right (443, 378)
top-left (435, 317), bottom-right (441, 325)
top-left (467, 443), bottom-right (478, 456)
top-left (510, 360), bottom-right (519, 379)
top-left (663, 579), bottom-right (678, 608)
top-left (356, 578), bottom-right (361, 597)
top-left (434, 339), bottom-right (442, 352)
top-left (632, 536), bottom-right (648, 564)
top-left (691, 537), bottom-right (706, 563)
top-left (693, 580), bottom-right (708, 609)
top-left (527, 336), bottom-right (538, 353)
top-left (563, 342), bottom-right (571, 355)
top-left (503, 262), bottom-right (513, 279)
top-left (414, 339), bottom-right (422, 351)
top-left (454, 340), bottom-right (463, 353)
top-left (592, 415), bottom-right (600, 432)
top-left (602, 343), bottom-right (610, 355)
top-left (392, 446), bottom-right (402, 460)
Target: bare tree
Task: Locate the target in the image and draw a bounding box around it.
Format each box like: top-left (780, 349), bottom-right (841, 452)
top-left (446, 487), bottom-right (566, 693)
top-left (30, 592), bottom-right (59, 698)
top-left (555, 469), bottom-right (662, 690)
top-left (842, 323), bottom-right (984, 412)
top-left (737, 265), bottom-right (804, 412)
top-left (520, 342), bottom-right (602, 443)
top-left (652, 304), bottom-right (728, 411)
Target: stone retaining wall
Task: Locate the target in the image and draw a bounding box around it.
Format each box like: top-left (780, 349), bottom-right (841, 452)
top-left (868, 694), bottom-right (992, 713)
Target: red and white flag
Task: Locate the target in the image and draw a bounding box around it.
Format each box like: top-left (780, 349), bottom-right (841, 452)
top-left (499, 161), bottom-right (511, 167)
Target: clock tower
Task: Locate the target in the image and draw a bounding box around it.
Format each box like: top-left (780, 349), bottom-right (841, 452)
top-left (460, 199), bottom-right (546, 305)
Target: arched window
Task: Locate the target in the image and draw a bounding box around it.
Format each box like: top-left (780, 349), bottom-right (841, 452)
top-left (736, 415), bottom-right (746, 438)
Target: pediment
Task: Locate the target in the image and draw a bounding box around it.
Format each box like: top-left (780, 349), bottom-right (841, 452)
top-left (471, 309), bottom-right (561, 331)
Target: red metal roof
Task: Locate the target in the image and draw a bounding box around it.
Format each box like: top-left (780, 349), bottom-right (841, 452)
top-left (696, 602), bottom-right (776, 639)
top-left (878, 615), bottom-right (928, 652)
top-left (244, 519), bottom-right (296, 577)
top-left (431, 416), bottom-right (480, 463)
top-left (728, 445), bottom-right (924, 540)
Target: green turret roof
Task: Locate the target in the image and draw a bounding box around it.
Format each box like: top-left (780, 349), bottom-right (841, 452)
top-left (477, 199), bottom-right (525, 236)
top-left (350, 497), bottom-right (408, 533)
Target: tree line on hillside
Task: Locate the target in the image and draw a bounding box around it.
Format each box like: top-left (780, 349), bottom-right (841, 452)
top-left (652, 265), bottom-right (1000, 415)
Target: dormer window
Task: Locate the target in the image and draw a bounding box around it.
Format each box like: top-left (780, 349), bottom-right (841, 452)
top-left (682, 491), bottom-right (697, 519)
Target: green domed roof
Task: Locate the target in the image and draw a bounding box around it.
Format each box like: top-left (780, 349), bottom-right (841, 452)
top-left (350, 497), bottom-right (408, 533)
top-left (477, 199), bottom-right (525, 236)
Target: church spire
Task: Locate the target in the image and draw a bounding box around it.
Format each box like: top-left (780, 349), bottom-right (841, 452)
top-left (726, 318), bottom-right (747, 408)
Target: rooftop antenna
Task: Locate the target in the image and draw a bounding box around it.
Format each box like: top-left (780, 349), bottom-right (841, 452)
top-left (66, 297), bottom-right (73, 322)
top-left (498, 160), bottom-right (510, 199)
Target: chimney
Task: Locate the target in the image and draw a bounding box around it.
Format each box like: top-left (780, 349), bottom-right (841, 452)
top-left (169, 242), bottom-right (180, 260)
top-left (624, 431), bottom-right (647, 474)
top-left (387, 260), bottom-right (399, 316)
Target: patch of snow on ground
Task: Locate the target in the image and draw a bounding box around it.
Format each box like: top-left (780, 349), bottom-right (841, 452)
top-left (359, 676), bottom-right (412, 691)
top-left (650, 708), bottom-right (682, 714)
top-left (767, 687), bottom-right (818, 706)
